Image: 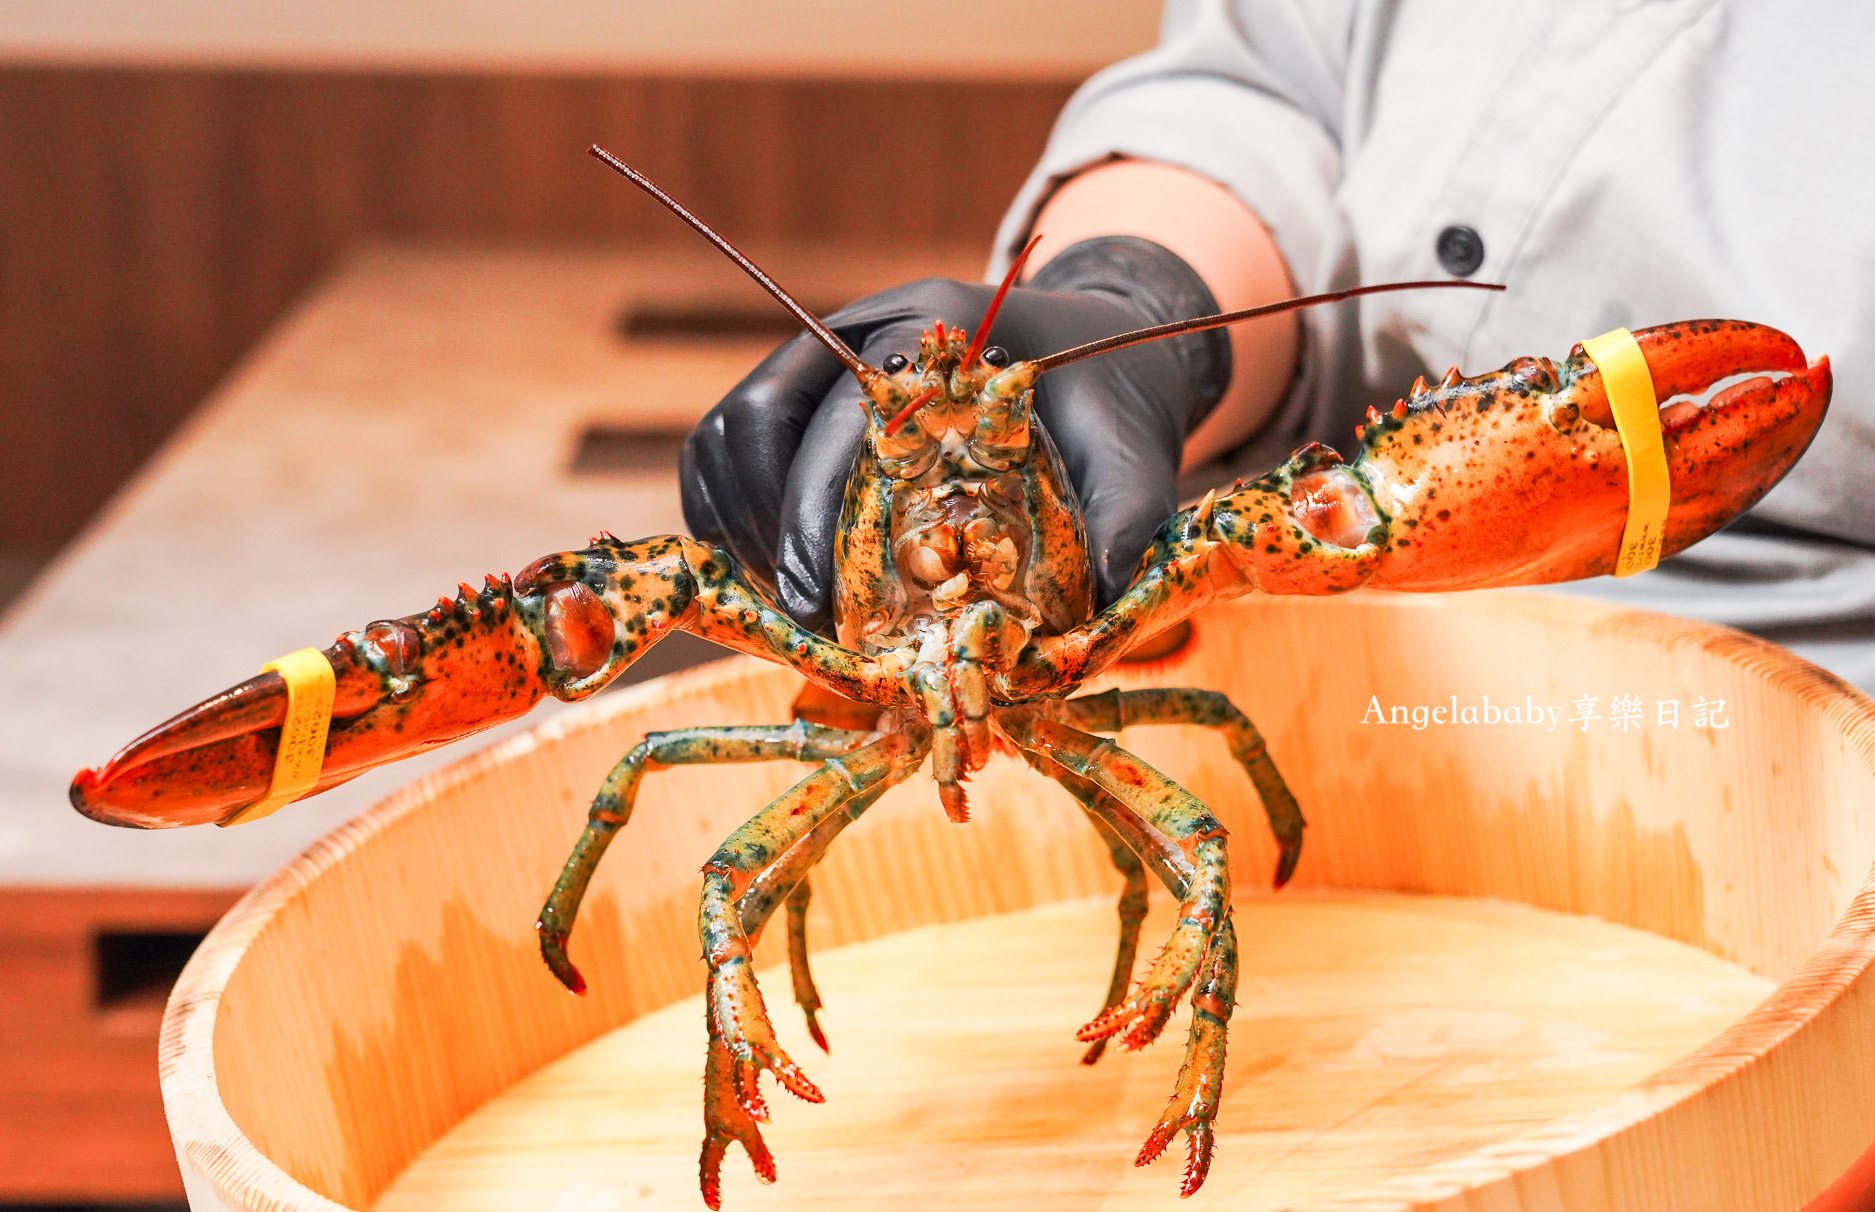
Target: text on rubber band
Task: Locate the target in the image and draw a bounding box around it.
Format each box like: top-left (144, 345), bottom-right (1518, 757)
top-left (221, 647), bottom-right (334, 826)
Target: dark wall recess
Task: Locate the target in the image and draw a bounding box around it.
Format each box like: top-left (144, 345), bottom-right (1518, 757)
top-left (93, 928), bottom-right (208, 1013)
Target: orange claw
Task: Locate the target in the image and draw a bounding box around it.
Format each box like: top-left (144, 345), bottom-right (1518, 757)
top-left (70, 578), bottom-right (549, 828)
top-left (71, 535), bottom-right (725, 829)
top-left (1355, 319), bottom-right (1832, 591)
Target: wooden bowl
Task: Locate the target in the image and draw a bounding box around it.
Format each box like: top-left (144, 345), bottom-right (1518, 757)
top-left (160, 592), bottom-right (1875, 1212)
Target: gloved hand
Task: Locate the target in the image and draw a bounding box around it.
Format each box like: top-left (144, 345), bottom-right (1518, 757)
top-left (680, 236), bottom-right (1233, 635)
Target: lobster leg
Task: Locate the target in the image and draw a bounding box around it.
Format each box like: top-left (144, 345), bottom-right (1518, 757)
top-left (734, 781), bottom-right (893, 1052)
top-left (998, 714), bottom-right (1230, 1052)
top-left (536, 721), bottom-right (878, 995)
top-left (700, 1018), bottom-right (775, 1208)
top-left (781, 880), bottom-right (826, 1052)
top-left (1058, 782), bottom-right (1151, 1068)
top-left (1140, 916), bottom-right (1238, 1197)
top-left (699, 732), bottom-right (921, 1208)
top-left (1045, 693), bottom-right (1280, 1180)
top-left (1006, 724), bottom-right (1235, 1197)
top-left (1060, 687), bottom-right (1304, 887)
top-left (700, 783), bottom-right (892, 1210)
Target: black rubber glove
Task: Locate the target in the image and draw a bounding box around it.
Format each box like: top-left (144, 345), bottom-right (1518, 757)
top-left (681, 236), bottom-right (1232, 635)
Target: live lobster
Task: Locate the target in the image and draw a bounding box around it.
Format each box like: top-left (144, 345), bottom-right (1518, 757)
top-left (70, 146), bottom-right (1832, 1204)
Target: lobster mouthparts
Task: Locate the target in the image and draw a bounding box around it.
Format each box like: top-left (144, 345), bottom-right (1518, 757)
top-left (70, 576), bottom-right (549, 828)
top-left (1355, 319), bottom-right (1832, 590)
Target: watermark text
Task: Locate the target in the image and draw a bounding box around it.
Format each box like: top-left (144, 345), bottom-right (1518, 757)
top-left (1363, 694), bottom-right (1730, 732)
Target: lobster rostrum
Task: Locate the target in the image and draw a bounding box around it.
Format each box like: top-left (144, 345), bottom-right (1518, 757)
top-left (71, 146), bottom-right (1831, 1204)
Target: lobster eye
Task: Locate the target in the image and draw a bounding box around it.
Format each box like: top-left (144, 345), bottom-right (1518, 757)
top-left (980, 345), bottom-right (1009, 368)
top-left (882, 353), bottom-right (909, 374)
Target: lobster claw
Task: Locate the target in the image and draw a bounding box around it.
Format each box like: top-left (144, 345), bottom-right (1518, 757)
top-left (70, 576), bottom-right (550, 829)
top-left (1359, 319), bottom-right (1832, 590)
top-left (1597, 321), bottom-right (1833, 550)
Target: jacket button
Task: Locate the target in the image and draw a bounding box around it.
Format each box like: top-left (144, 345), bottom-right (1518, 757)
top-left (1435, 225), bottom-right (1485, 276)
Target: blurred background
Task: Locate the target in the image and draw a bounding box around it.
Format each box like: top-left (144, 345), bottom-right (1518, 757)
top-left (0, 1), bottom-right (1156, 1205)
top-left (0, 0), bottom-right (1162, 601)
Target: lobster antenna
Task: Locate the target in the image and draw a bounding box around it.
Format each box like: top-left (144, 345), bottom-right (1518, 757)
top-left (962, 233), bottom-right (1045, 370)
top-left (589, 145), bottom-right (872, 378)
top-left (1028, 279), bottom-right (1506, 376)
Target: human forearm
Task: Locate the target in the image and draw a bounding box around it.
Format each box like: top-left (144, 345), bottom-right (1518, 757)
top-left (1025, 159), bottom-right (1299, 467)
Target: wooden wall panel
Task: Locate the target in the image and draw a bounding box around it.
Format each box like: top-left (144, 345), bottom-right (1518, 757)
top-left (0, 68), bottom-right (1075, 557)
top-left (0, 886), bottom-right (243, 1200)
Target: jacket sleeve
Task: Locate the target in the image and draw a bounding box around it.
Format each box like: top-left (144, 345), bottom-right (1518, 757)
top-left (992, 0), bottom-right (1362, 292)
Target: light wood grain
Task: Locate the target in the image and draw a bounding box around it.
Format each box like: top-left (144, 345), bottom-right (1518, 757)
top-left (160, 591), bottom-right (1875, 1212)
top-left (375, 892), bottom-right (1773, 1212)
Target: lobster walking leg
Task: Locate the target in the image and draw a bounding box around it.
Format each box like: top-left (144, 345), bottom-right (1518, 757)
top-left (1141, 917), bottom-right (1238, 1197)
top-left (536, 721), bottom-right (878, 994)
top-left (1011, 740), bottom-right (1154, 1066)
top-left (734, 781), bottom-right (893, 1052)
top-left (1080, 791), bottom-right (1147, 1065)
top-left (1061, 687), bottom-right (1304, 886)
top-left (998, 714), bottom-right (1229, 1051)
top-left (699, 733), bottom-right (921, 1208)
top-left (782, 880), bottom-right (825, 1051)
top-left (701, 1020), bottom-right (774, 1208)
top-left (1009, 729), bottom-right (1236, 1196)
top-left (700, 782), bottom-right (893, 1209)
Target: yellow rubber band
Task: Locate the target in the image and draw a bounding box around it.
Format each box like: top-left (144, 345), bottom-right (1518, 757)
top-left (221, 647), bottom-right (335, 826)
top-left (1581, 327), bottom-right (1669, 577)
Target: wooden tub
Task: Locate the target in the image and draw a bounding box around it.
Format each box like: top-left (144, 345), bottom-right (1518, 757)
top-left (159, 592), bottom-right (1875, 1211)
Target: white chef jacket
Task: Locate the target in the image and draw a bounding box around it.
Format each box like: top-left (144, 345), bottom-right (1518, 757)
top-left (994, 0), bottom-right (1875, 691)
